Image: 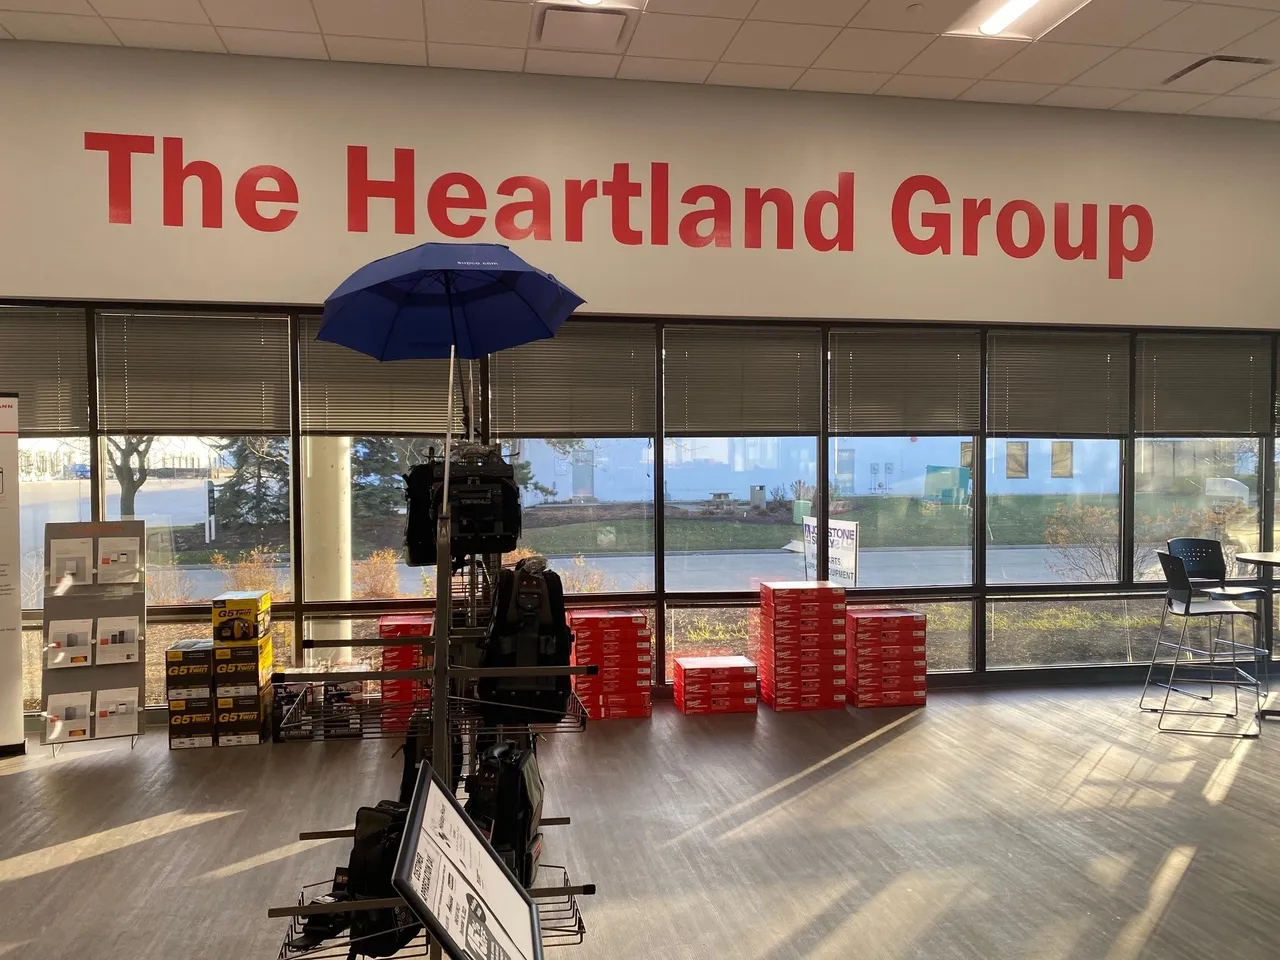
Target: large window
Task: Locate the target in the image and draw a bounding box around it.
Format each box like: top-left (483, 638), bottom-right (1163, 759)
top-left (828, 436), bottom-right (973, 588)
top-left (987, 597), bottom-right (1169, 668)
top-left (987, 439), bottom-right (1122, 585)
top-left (18, 437), bottom-right (93, 608)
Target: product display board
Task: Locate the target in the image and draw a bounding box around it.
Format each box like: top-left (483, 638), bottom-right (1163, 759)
top-left (394, 763), bottom-right (544, 960)
top-left (803, 515), bottom-right (859, 587)
top-left (0, 393), bottom-right (20, 752)
top-left (41, 521), bottom-right (146, 746)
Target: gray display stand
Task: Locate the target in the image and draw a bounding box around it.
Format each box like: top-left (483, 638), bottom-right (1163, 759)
top-left (41, 521), bottom-right (147, 752)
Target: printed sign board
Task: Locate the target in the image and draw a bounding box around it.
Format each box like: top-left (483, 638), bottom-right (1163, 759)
top-left (804, 515), bottom-right (859, 587)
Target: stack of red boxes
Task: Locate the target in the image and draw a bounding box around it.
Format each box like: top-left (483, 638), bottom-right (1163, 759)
top-left (569, 609), bottom-right (653, 720)
top-left (846, 608), bottom-right (928, 709)
top-left (673, 656), bottom-right (758, 715)
top-left (758, 581), bottom-right (848, 712)
top-left (377, 614), bottom-right (433, 733)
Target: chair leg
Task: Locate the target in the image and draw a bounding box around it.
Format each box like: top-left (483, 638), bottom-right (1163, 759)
top-left (1157, 617), bottom-right (1191, 732)
top-left (1140, 605), bottom-right (1170, 712)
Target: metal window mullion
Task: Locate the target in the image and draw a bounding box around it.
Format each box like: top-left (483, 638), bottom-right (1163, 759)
top-left (818, 325), bottom-right (830, 581)
top-left (1121, 331), bottom-right (1138, 586)
top-left (85, 307), bottom-right (103, 523)
top-left (653, 322), bottom-right (666, 688)
top-left (974, 329), bottom-right (988, 675)
top-left (288, 312), bottom-right (306, 666)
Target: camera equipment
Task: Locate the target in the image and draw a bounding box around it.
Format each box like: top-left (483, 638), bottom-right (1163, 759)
top-left (403, 444), bottom-right (521, 569)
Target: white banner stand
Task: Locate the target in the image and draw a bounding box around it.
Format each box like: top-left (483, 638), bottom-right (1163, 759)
top-left (0, 393), bottom-right (23, 756)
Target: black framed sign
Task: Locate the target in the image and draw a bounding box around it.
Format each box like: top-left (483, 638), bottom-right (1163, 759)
top-left (393, 763), bottom-right (544, 960)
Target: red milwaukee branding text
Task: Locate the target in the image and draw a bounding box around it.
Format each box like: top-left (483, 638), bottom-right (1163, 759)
top-left (84, 132), bottom-right (1155, 279)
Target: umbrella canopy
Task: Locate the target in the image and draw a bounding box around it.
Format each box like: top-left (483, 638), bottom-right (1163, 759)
top-left (317, 242), bottom-right (585, 361)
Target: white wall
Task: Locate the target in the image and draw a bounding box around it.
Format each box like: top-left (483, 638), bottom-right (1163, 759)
top-left (1, 41), bottom-right (1278, 328)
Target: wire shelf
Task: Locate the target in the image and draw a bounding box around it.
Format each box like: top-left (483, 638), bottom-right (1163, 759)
top-left (276, 882), bottom-right (430, 960)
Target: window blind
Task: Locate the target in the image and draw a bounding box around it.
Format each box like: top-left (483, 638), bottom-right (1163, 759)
top-left (97, 312), bottom-right (290, 434)
top-left (1136, 334), bottom-right (1271, 435)
top-left (0, 306), bottom-right (89, 434)
top-left (987, 330), bottom-right (1130, 437)
top-left (829, 328), bottom-right (980, 434)
top-left (489, 320), bottom-right (656, 437)
top-left (663, 324), bottom-right (820, 436)
top-left (300, 316), bottom-right (462, 435)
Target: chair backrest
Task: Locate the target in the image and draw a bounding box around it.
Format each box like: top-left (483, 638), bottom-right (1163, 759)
top-left (1166, 537), bottom-right (1227, 583)
top-left (1157, 550), bottom-right (1195, 610)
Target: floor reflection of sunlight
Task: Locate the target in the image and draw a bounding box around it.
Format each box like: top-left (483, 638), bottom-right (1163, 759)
top-left (0, 942), bottom-right (31, 957)
top-left (808, 868), bottom-right (978, 960)
top-left (1106, 845), bottom-right (1196, 960)
top-left (1042, 744), bottom-right (1196, 813)
top-left (1086, 851), bottom-right (1138, 892)
top-left (1025, 917), bottom-right (1092, 960)
top-left (198, 838), bottom-right (343, 880)
top-left (1203, 740), bottom-right (1254, 806)
top-left (0, 810), bottom-right (238, 883)
top-left (0, 744), bottom-right (116, 778)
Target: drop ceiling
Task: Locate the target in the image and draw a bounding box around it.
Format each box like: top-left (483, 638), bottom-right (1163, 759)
top-left (6, 0), bottom-right (1280, 119)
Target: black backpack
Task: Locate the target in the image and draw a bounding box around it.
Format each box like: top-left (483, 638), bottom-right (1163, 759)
top-left (478, 560), bottom-right (573, 725)
top-left (345, 801), bottom-right (421, 958)
top-left (464, 741), bottom-right (544, 888)
top-left (398, 709), bottom-right (464, 806)
top-left (403, 452), bottom-right (521, 568)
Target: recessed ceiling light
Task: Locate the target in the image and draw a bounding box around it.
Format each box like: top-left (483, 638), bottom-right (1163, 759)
top-left (948, 0), bottom-right (1094, 41)
top-left (578, 0), bottom-right (603, 5)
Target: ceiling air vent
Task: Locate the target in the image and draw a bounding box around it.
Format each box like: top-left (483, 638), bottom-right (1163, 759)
top-left (532, 2), bottom-right (640, 53)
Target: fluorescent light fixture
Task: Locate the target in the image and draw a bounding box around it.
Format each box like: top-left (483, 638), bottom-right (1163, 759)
top-left (947, 0), bottom-right (1095, 41)
top-left (980, 0), bottom-right (1041, 35)
top-left (578, 0), bottom-right (603, 4)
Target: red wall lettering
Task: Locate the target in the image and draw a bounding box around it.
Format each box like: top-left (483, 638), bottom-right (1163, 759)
top-left (348, 145), bottom-right (414, 234)
top-left (1054, 202), bottom-right (1099, 261)
top-left (893, 175), bottom-right (950, 256)
top-left (427, 172), bottom-right (486, 239)
top-left (651, 162), bottom-right (670, 246)
top-left (962, 198), bottom-right (991, 257)
top-left (235, 165), bottom-right (298, 232)
top-left (745, 188), bottom-right (795, 250)
top-left (162, 137), bottom-right (222, 228)
top-left (804, 173), bottom-right (854, 253)
top-left (564, 179), bottom-right (598, 244)
top-left (84, 131), bottom-right (155, 224)
top-left (495, 176), bottom-right (552, 241)
top-left (680, 185), bottom-right (733, 248)
top-left (1109, 204), bottom-right (1153, 279)
top-left (995, 199), bottom-right (1045, 260)
top-left (602, 162), bottom-right (643, 245)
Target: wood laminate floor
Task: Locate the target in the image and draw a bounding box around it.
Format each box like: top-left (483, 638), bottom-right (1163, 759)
top-left (2, 688), bottom-right (1279, 960)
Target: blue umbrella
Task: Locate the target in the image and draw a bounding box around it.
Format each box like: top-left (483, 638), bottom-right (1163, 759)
top-left (318, 241), bottom-right (584, 361)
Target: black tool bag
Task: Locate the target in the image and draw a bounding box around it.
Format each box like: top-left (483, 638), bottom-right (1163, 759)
top-left (464, 740), bottom-right (545, 888)
top-left (345, 800), bottom-right (421, 959)
top-left (403, 449), bottom-right (521, 568)
top-left (478, 560), bottom-right (573, 725)
top-left (398, 709), bottom-right (464, 805)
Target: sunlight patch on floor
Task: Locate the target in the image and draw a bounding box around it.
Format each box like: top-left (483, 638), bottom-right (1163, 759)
top-left (1106, 845), bottom-right (1196, 960)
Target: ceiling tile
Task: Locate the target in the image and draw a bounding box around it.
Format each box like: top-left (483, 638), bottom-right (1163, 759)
top-left (988, 42), bottom-right (1114, 83)
top-left (1163, 56), bottom-right (1274, 92)
top-left (426, 0), bottom-right (531, 48)
top-left (626, 13), bottom-right (738, 61)
top-left (1229, 64), bottom-right (1280, 94)
top-left (849, 0), bottom-right (975, 34)
top-left (325, 34), bottom-right (426, 65)
top-left (427, 41), bottom-right (524, 71)
top-left (89, 0), bottom-right (208, 23)
top-left (813, 27), bottom-right (932, 72)
top-left (0, 10), bottom-right (118, 42)
top-left (201, 0), bottom-right (318, 32)
top-left (1214, 0), bottom-right (1280, 9)
top-left (1037, 85), bottom-right (1138, 108)
top-left (1129, 3), bottom-right (1275, 53)
top-left (0, 0), bottom-right (93, 13)
top-left (617, 56), bottom-right (716, 82)
top-left (525, 48), bottom-right (621, 78)
top-left (1071, 47), bottom-right (1190, 87)
top-left (643, 0), bottom-right (756, 16)
top-left (901, 35), bottom-right (1023, 78)
top-left (312, 0), bottom-right (424, 41)
top-left (749, 0), bottom-right (869, 27)
top-left (218, 26), bottom-right (327, 58)
top-left (960, 79), bottom-right (1057, 103)
top-left (1112, 89), bottom-right (1213, 110)
top-left (721, 20), bottom-right (840, 66)
top-left (1219, 17), bottom-right (1280, 57)
top-left (793, 67), bottom-right (889, 92)
top-left (876, 74), bottom-right (972, 99)
top-left (1187, 93), bottom-right (1280, 115)
top-left (706, 62), bottom-right (806, 87)
top-left (107, 17), bottom-right (223, 51)
top-left (1044, 0), bottom-right (1190, 47)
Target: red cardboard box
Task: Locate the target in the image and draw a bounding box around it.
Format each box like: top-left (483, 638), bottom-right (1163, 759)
top-left (854, 688), bottom-right (927, 708)
top-left (760, 635), bottom-right (848, 655)
top-left (761, 581), bottom-right (844, 602)
top-left (857, 643), bottom-right (928, 660)
top-left (673, 656), bottom-right (757, 680)
top-left (761, 660), bottom-right (845, 680)
top-left (761, 597), bottom-right (847, 618)
top-left (586, 701), bottom-right (653, 720)
top-left (576, 652), bottom-right (654, 670)
top-left (573, 638), bottom-right (653, 663)
top-left (760, 688), bottom-right (847, 712)
top-left (760, 674), bottom-right (846, 695)
top-left (851, 673), bottom-right (928, 691)
top-left (851, 657), bottom-right (928, 677)
top-left (759, 646), bottom-right (847, 664)
top-left (573, 626), bottom-right (654, 645)
top-left (599, 691), bottom-right (652, 709)
top-left (676, 695), bottom-right (758, 715)
top-left (674, 677), bottom-right (758, 697)
top-left (569, 609), bottom-right (649, 630)
top-left (574, 674), bottom-right (652, 699)
top-left (378, 614), bottom-right (435, 639)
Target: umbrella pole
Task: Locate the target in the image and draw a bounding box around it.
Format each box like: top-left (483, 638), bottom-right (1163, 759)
top-left (431, 344), bottom-right (456, 804)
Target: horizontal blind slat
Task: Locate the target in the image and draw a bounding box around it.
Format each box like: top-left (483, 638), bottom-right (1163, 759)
top-left (0, 306), bottom-right (89, 434)
top-left (830, 329), bottom-right (980, 434)
top-left (664, 325), bottom-right (820, 436)
top-left (1136, 334), bottom-right (1270, 435)
top-left (987, 331), bottom-right (1130, 437)
top-left (97, 312), bottom-right (291, 435)
top-left (491, 321), bottom-right (656, 437)
top-left (300, 316), bottom-right (462, 435)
